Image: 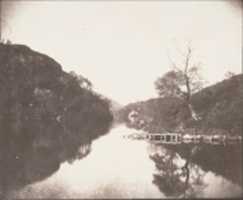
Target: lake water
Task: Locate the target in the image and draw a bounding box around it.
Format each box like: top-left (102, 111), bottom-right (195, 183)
top-left (8, 125), bottom-right (243, 199)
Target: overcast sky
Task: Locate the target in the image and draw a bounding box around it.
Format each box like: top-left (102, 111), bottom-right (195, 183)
top-left (1, 0), bottom-right (242, 105)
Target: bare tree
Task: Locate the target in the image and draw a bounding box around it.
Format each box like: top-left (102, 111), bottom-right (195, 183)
top-left (155, 43), bottom-right (204, 121)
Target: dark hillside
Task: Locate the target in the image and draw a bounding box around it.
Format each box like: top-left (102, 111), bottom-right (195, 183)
top-left (0, 43), bottom-right (113, 194)
top-left (191, 74), bottom-right (243, 134)
top-left (116, 97), bottom-right (190, 132)
top-left (116, 74), bottom-right (243, 135)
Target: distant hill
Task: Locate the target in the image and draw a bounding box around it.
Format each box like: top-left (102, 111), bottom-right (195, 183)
top-left (110, 99), bottom-right (123, 113)
top-left (116, 74), bottom-right (243, 135)
top-left (116, 97), bottom-right (190, 132)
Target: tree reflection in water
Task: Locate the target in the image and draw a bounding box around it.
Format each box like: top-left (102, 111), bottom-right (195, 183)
top-left (0, 116), bottom-right (106, 199)
top-left (148, 143), bottom-right (242, 198)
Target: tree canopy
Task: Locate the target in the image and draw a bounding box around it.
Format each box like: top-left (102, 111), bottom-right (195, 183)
top-left (155, 44), bottom-right (204, 121)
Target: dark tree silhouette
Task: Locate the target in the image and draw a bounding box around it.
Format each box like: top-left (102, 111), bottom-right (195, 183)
top-left (0, 43), bottom-right (113, 198)
top-left (149, 144), bottom-right (207, 198)
top-left (155, 44), bottom-right (204, 122)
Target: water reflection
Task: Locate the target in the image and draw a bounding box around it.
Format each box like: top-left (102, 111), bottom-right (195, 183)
top-left (0, 132), bottom-right (92, 199)
top-left (5, 126), bottom-right (243, 199)
top-left (8, 126), bottom-right (162, 199)
top-left (148, 143), bottom-right (242, 198)
top-left (0, 113), bottom-right (108, 199)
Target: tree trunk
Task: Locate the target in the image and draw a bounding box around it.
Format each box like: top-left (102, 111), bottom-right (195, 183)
top-left (188, 103), bottom-right (199, 121)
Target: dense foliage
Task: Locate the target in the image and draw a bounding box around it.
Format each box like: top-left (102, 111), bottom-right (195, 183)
top-left (116, 74), bottom-right (243, 135)
top-left (190, 74), bottom-right (243, 134)
top-left (155, 68), bottom-right (203, 100)
top-left (0, 43), bottom-right (113, 194)
top-left (116, 97), bottom-right (190, 132)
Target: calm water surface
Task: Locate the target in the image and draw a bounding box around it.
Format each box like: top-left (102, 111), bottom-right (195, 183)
top-left (9, 125), bottom-right (242, 199)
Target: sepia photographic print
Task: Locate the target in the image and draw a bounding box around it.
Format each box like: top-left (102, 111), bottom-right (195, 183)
top-left (0, 0), bottom-right (242, 199)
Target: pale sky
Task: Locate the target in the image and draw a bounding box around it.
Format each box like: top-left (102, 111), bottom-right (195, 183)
top-left (1, 0), bottom-right (242, 105)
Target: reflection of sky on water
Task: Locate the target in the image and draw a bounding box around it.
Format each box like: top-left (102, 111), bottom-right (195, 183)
top-left (10, 126), bottom-right (242, 198)
top-left (203, 172), bottom-right (242, 198)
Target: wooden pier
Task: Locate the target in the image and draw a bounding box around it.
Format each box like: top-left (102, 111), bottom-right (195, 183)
top-left (147, 133), bottom-right (242, 145)
top-left (147, 133), bottom-right (182, 144)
